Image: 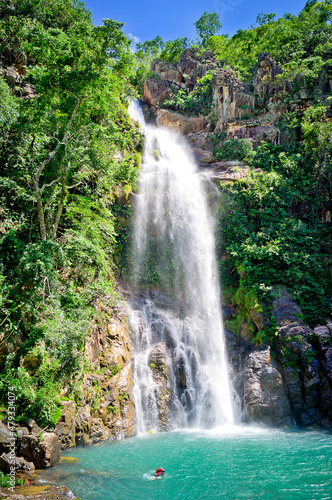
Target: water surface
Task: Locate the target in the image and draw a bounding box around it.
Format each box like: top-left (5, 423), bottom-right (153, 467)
top-left (39, 427), bottom-right (332, 500)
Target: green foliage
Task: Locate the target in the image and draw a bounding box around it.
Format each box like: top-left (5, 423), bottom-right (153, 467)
top-left (132, 36), bottom-right (189, 92)
top-left (110, 364), bottom-right (121, 377)
top-left (194, 12), bottom-right (222, 48)
top-left (0, 0), bottom-right (141, 427)
top-left (0, 471), bottom-right (24, 487)
top-left (136, 36), bottom-right (189, 64)
top-left (160, 38), bottom-right (189, 63)
top-left (0, 76), bottom-right (19, 130)
top-left (118, 392), bottom-right (128, 401)
top-left (252, 316), bottom-right (277, 346)
top-left (217, 151), bottom-right (332, 326)
top-left (162, 71), bottom-right (214, 116)
top-left (301, 104), bottom-right (332, 206)
top-left (209, 2), bottom-right (332, 81)
top-left (135, 36), bottom-right (165, 58)
top-left (212, 133), bottom-right (252, 161)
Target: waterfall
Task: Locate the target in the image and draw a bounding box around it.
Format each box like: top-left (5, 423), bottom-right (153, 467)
top-left (128, 99), bottom-right (234, 432)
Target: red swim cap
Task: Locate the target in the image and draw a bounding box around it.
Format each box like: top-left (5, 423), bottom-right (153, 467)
top-left (156, 468), bottom-right (164, 472)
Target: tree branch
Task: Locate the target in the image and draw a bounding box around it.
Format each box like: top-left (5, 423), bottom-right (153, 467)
top-left (40, 176), bottom-right (61, 193)
top-left (35, 90), bottom-right (87, 184)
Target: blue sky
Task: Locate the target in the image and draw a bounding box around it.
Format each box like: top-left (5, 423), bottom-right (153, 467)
top-left (83, 0), bottom-right (307, 43)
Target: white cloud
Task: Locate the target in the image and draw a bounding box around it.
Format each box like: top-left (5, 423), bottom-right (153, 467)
top-left (128, 33), bottom-right (140, 44)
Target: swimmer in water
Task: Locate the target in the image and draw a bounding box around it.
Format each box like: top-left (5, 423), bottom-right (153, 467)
top-left (154, 467), bottom-right (165, 477)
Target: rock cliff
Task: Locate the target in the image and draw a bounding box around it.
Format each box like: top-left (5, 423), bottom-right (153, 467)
top-left (56, 300), bottom-right (135, 449)
top-left (225, 288), bottom-right (332, 429)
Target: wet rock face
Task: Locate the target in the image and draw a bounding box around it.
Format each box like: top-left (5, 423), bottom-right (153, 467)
top-left (312, 326), bottom-right (332, 426)
top-left (272, 288), bottom-right (323, 427)
top-left (225, 332), bottom-right (292, 425)
top-left (148, 342), bottom-right (173, 431)
top-left (225, 287), bottom-right (332, 429)
top-left (243, 348), bottom-right (292, 426)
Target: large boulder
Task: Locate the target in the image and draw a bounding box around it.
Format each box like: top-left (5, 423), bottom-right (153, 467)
top-left (21, 432), bottom-right (61, 468)
top-left (151, 59), bottom-right (182, 87)
top-left (0, 66), bottom-right (21, 87)
top-left (144, 78), bottom-right (173, 108)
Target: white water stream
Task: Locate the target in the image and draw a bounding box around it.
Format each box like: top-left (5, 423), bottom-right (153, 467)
top-left (128, 100), bottom-right (234, 432)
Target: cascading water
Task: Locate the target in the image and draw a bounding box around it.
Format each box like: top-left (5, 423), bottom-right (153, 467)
top-left (128, 99), bottom-right (234, 433)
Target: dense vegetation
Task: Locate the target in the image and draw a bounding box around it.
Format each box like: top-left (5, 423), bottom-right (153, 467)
top-left (0, 0), bottom-right (142, 426)
top-left (211, 3), bottom-right (332, 328)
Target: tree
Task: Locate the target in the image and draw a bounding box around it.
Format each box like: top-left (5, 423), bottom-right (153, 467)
top-left (135, 36), bottom-right (165, 58)
top-left (194, 12), bottom-right (222, 48)
top-left (0, 7), bottom-right (136, 241)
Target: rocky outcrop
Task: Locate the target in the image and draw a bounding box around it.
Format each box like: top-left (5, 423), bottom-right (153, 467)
top-left (21, 432), bottom-right (61, 469)
top-left (0, 453), bottom-right (34, 474)
top-left (68, 301), bottom-right (135, 447)
top-left (272, 288), bottom-right (322, 427)
top-left (142, 50), bottom-right (287, 147)
top-left (0, 301), bottom-right (136, 481)
top-left (243, 347), bottom-right (292, 426)
top-left (226, 287), bottom-right (332, 428)
top-left (55, 401), bottom-right (76, 449)
top-left (156, 109), bottom-right (206, 135)
top-left (252, 52), bottom-right (288, 117)
top-left (212, 67), bottom-right (255, 125)
top-left (0, 67), bottom-right (35, 99)
top-left (143, 48), bottom-right (218, 110)
top-left (225, 331), bottom-right (293, 425)
top-left (52, 302), bottom-right (135, 449)
top-left (144, 78), bottom-right (173, 108)
top-left (0, 422), bottom-right (13, 455)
